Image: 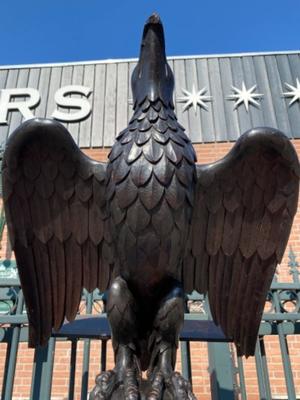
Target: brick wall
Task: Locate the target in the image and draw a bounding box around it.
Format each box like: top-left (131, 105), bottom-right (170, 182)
top-left (0, 140), bottom-right (299, 399)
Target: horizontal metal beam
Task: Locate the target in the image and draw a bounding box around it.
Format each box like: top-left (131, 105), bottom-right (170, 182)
top-left (0, 315), bottom-right (28, 324)
top-left (1, 318), bottom-right (299, 345)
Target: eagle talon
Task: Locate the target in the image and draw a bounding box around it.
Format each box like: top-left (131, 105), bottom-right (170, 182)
top-left (89, 370), bottom-right (118, 400)
top-left (89, 367), bottom-right (140, 400)
top-left (147, 371), bottom-right (196, 400)
top-left (147, 371), bottom-right (164, 399)
top-left (169, 372), bottom-right (196, 400)
top-left (123, 368), bottom-right (140, 400)
top-left (167, 371), bottom-right (196, 400)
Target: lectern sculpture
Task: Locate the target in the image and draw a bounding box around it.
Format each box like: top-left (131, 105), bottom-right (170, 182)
top-left (2, 13), bottom-right (299, 400)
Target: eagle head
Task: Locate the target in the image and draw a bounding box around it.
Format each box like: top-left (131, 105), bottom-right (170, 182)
top-left (131, 13), bottom-right (174, 108)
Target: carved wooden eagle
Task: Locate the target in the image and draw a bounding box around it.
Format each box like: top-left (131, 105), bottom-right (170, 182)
top-left (2, 14), bottom-right (299, 400)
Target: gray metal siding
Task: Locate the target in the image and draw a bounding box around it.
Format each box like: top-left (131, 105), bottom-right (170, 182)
top-left (0, 52), bottom-right (299, 148)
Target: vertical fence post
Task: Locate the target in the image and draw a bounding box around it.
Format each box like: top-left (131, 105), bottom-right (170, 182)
top-left (101, 340), bottom-right (107, 372)
top-left (30, 337), bottom-right (56, 400)
top-left (180, 341), bottom-right (192, 383)
top-left (2, 291), bottom-right (24, 400)
top-left (68, 339), bottom-right (78, 400)
top-left (180, 294), bottom-right (193, 384)
top-left (208, 342), bottom-right (235, 400)
top-left (81, 291), bottom-right (93, 399)
top-left (254, 338), bottom-right (272, 400)
top-left (271, 268), bottom-right (297, 400)
top-left (205, 294), bottom-right (235, 400)
top-left (272, 290), bottom-right (296, 400)
top-left (236, 356), bottom-right (247, 400)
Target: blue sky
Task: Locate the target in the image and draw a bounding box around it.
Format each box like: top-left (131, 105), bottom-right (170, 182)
top-left (0, 0), bottom-right (299, 66)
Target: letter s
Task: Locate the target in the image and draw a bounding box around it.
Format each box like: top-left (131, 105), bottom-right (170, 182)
top-left (52, 85), bottom-right (92, 122)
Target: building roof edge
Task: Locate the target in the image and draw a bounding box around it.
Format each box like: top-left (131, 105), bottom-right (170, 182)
top-left (0, 50), bottom-right (299, 70)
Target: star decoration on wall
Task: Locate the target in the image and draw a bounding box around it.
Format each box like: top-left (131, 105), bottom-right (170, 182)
top-left (177, 85), bottom-right (212, 113)
top-left (283, 78), bottom-right (300, 106)
top-left (227, 82), bottom-right (263, 112)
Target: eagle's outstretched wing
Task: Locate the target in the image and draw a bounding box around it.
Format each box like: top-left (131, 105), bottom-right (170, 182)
top-left (2, 118), bottom-right (116, 347)
top-left (185, 127), bottom-right (299, 357)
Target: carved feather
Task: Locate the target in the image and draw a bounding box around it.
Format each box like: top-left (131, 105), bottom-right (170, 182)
top-left (191, 128), bottom-right (299, 356)
top-left (143, 137), bottom-right (164, 163)
top-left (48, 237), bottom-right (66, 330)
top-left (152, 130), bottom-right (170, 144)
top-left (153, 154), bottom-right (174, 186)
top-left (32, 239), bottom-right (53, 343)
top-left (135, 130), bottom-right (152, 145)
top-left (139, 175), bottom-right (164, 210)
top-left (131, 155), bottom-right (153, 187)
top-left (2, 119), bottom-right (113, 347)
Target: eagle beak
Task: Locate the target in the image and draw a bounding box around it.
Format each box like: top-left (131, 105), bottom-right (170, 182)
top-left (131, 13), bottom-right (174, 107)
top-left (140, 13), bottom-right (166, 67)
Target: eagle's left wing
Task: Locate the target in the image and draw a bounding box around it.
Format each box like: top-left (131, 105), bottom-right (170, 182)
top-left (184, 127), bottom-right (299, 356)
top-left (2, 118), bottom-right (116, 347)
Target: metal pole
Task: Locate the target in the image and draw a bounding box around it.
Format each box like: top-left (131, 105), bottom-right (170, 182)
top-left (101, 340), bottom-right (107, 372)
top-left (273, 290), bottom-right (296, 400)
top-left (259, 338), bottom-right (272, 399)
top-left (254, 339), bottom-right (272, 400)
top-left (68, 340), bottom-right (77, 400)
top-left (2, 291), bottom-right (24, 400)
top-left (30, 338), bottom-right (56, 400)
top-left (236, 356), bottom-right (247, 400)
top-left (180, 341), bottom-right (192, 383)
top-left (208, 342), bottom-right (235, 400)
top-left (81, 292), bottom-right (93, 399)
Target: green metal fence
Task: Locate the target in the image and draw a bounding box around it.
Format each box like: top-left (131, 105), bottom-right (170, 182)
top-left (0, 250), bottom-right (299, 400)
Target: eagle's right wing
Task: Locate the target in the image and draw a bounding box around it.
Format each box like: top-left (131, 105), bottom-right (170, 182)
top-left (2, 118), bottom-right (116, 347)
top-left (185, 127), bottom-right (299, 356)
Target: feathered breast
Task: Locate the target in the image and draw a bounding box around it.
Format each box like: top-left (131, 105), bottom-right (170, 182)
top-left (106, 98), bottom-right (197, 290)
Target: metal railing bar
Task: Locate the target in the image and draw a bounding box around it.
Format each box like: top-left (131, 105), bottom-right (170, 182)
top-left (254, 339), bottom-right (271, 400)
top-left (2, 280), bottom-right (299, 290)
top-left (269, 283), bottom-right (300, 290)
top-left (180, 297), bottom-right (193, 385)
top-left (184, 313), bottom-right (300, 322)
top-left (101, 340), bottom-right (107, 372)
top-left (273, 291), bottom-right (297, 400)
top-left (68, 340), bottom-right (78, 400)
top-left (1, 291), bottom-right (24, 400)
top-left (30, 337), bottom-right (56, 400)
top-left (236, 356), bottom-right (247, 400)
top-left (81, 292), bottom-right (93, 400)
top-left (81, 339), bottom-right (91, 399)
top-left (43, 337), bottom-right (56, 399)
top-left (0, 315), bottom-right (28, 323)
top-left (259, 322), bottom-right (300, 336)
top-left (207, 342), bottom-right (235, 400)
top-left (1, 341), bottom-right (12, 400)
top-left (180, 341), bottom-right (192, 383)
top-left (259, 338), bottom-right (272, 400)
top-left (0, 279), bottom-right (20, 287)
top-left (262, 313), bottom-right (300, 321)
top-left (1, 321), bottom-right (299, 344)
top-left (30, 345), bottom-right (47, 399)
top-left (277, 329), bottom-right (296, 400)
